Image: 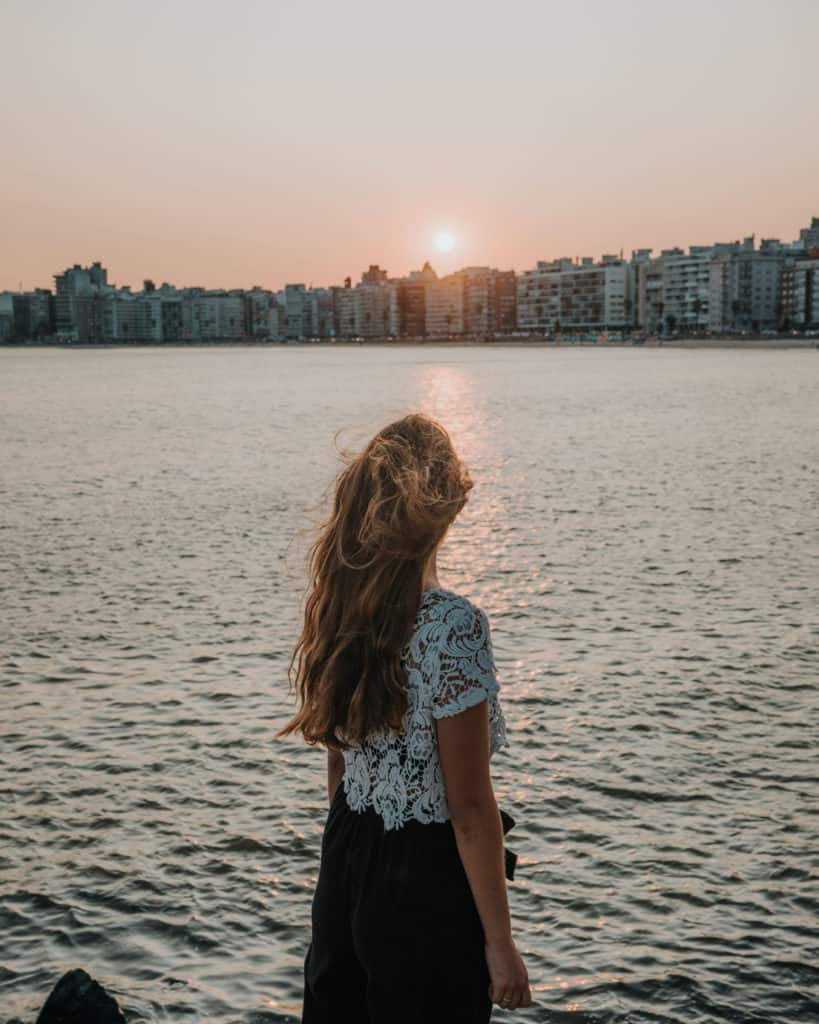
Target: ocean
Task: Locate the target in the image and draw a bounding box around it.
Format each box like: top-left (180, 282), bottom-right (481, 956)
top-left (1, 344), bottom-right (817, 1022)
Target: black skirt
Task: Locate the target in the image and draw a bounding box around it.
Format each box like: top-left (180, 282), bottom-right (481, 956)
top-left (302, 781), bottom-right (493, 1023)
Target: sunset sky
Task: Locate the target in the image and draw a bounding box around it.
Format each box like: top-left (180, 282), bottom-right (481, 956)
top-left (2, 0), bottom-right (817, 292)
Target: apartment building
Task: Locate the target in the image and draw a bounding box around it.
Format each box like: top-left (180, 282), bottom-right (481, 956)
top-left (781, 258), bottom-right (819, 328)
top-left (53, 262), bottom-right (107, 336)
top-left (355, 281), bottom-right (399, 339)
top-left (333, 284), bottom-right (357, 338)
top-left (799, 217), bottom-right (819, 252)
top-left (398, 262), bottom-right (436, 338)
top-left (518, 256), bottom-right (631, 333)
top-left (456, 267), bottom-right (517, 336)
top-left (185, 293), bottom-right (244, 340)
top-left (709, 238), bottom-right (788, 332)
top-left (0, 294), bottom-right (14, 342)
top-left (285, 284), bottom-right (316, 339)
top-left (3, 289), bottom-right (54, 340)
top-left (425, 275), bottom-right (464, 336)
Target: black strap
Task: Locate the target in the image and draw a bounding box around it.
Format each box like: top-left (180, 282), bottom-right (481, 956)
top-left (499, 807), bottom-right (518, 881)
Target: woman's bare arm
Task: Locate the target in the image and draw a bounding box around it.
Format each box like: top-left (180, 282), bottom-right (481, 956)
top-left (436, 700), bottom-right (531, 1010)
top-left (327, 747), bottom-right (344, 804)
top-left (436, 701), bottom-right (510, 941)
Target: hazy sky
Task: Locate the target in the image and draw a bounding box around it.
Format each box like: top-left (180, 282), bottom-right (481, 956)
top-left (2, 0), bottom-right (817, 291)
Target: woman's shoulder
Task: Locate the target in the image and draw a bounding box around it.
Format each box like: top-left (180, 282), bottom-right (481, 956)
top-left (419, 587), bottom-right (490, 639)
top-left (420, 586), bottom-right (480, 614)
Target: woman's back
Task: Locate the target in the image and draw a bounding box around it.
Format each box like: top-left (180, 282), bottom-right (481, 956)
top-left (286, 412), bottom-right (531, 1020)
top-left (342, 587), bottom-right (508, 830)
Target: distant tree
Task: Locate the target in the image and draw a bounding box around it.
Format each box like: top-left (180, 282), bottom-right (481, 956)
top-left (144, 279), bottom-right (156, 293)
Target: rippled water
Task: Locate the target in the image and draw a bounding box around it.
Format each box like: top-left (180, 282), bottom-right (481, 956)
top-left (1, 345), bottom-right (818, 1023)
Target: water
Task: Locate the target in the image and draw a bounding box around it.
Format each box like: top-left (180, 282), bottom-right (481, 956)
top-left (1, 345), bottom-right (818, 1023)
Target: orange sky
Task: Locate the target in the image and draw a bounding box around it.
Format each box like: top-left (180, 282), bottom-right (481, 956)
top-left (2, 0), bottom-right (817, 292)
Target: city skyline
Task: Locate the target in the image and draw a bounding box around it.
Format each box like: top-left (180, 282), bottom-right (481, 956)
top-left (3, 0), bottom-right (818, 292)
top-left (3, 213), bottom-right (817, 344)
top-left (5, 216), bottom-right (818, 297)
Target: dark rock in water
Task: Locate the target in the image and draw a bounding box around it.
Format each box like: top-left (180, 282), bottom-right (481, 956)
top-left (35, 968), bottom-right (126, 1023)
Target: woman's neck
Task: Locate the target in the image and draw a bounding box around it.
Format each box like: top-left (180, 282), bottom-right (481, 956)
top-left (421, 551), bottom-right (441, 592)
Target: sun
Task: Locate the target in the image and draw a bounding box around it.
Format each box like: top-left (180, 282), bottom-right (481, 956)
top-left (434, 231), bottom-right (456, 254)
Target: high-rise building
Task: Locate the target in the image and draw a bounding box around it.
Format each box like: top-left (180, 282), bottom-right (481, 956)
top-left (780, 258), bottom-right (819, 329)
top-left (0, 294), bottom-right (15, 342)
top-left (709, 238), bottom-right (787, 332)
top-left (517, 256), bottom-right (631, 333)
top-left (398, 262), bottom-right (436, 338)
top-left (635, 237), bottom-right (788, 334)
top-left (53, 261), bottom-right (108, 338)
top-left (284, 284), bottom-right (315, 339)
top-left (313, 288), bottom-right (336, 338)
top-left (455, 267), bottom-right (517, 336)
top-left (184, 293), bottom-right (243, 340)
top-left (354, 277), bottom-right (399, 339)
top-left (333, 284), bottom-right (357, 338)
top-left (425, 275), bottom-right (464, 336)
top-left (799, 217), bottom-right (819, 253)
top-left (7, 289), bottom-right (54, 340)
top-left (245, 287), bottom-right (276, 339)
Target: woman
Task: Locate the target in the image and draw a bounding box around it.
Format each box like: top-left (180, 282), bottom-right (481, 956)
top-left (277, 411), bottom-right (532, 1022)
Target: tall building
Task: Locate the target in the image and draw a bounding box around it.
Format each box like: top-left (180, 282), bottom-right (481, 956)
top-left (455, 267), bottom-right (517, 336)
top-left (398, 262), bottom-right (436, 337)
top-left (284, 284), bottom-right (317, 339)
top-left (709, 237), bottom-right (787, 332)
top-left (361, 264), bottom-right (389, 285)
top-left (7, 289), bottom-right (54, 340)
top-left (635, 237), bottom-right (788, 333)
top-left (517, 256), bottom-right (631, 333)
top-left (659, 246), bottom-right (712, 332)
top-left (425, 275), bottom-right (464, 336)
top-left (53, 262), bottom-right (107, 337)
top-left (780, 258), bottom-right (819, 329)
top-left (517, 259), bottom-right (566, 332)
top-left (184, 293), bottom-right (243, 340)
top-left (493, 270), bottom-right (517, 334)
top-left (160, 293), bottom-right (184, 342)
top-left (97, 289), bottom-right (140, 341)
top-left (333, 283), bottom-right (357, 338)
top-left (0, 294), bottom-right (14, 342)
top-left (314, 288), bottom-right (336, 338)
top-left (799, 217), bottom-right (819, 253)
top-left (244, 287), bottom-right (276, 339)
top-left (354, 279), bottom-right (399, 339)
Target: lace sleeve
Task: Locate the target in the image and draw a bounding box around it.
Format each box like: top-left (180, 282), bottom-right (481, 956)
top-left (431, 597), bottom-right (499, 720)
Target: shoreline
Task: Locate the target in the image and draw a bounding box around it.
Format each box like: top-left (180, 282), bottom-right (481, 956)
top-left (3, 337), bottom-right (817, 351)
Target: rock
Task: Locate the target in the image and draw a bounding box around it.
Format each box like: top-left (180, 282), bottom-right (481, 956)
top-left (35, 968), bottom-right (126, 1023)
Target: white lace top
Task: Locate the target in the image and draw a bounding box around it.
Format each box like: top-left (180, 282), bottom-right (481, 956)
top-left (341, 587), bottom-right (508, 831)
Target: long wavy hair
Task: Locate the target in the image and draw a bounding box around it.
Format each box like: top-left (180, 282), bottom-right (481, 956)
top-left (276, 412), bottom-right (473, 751)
